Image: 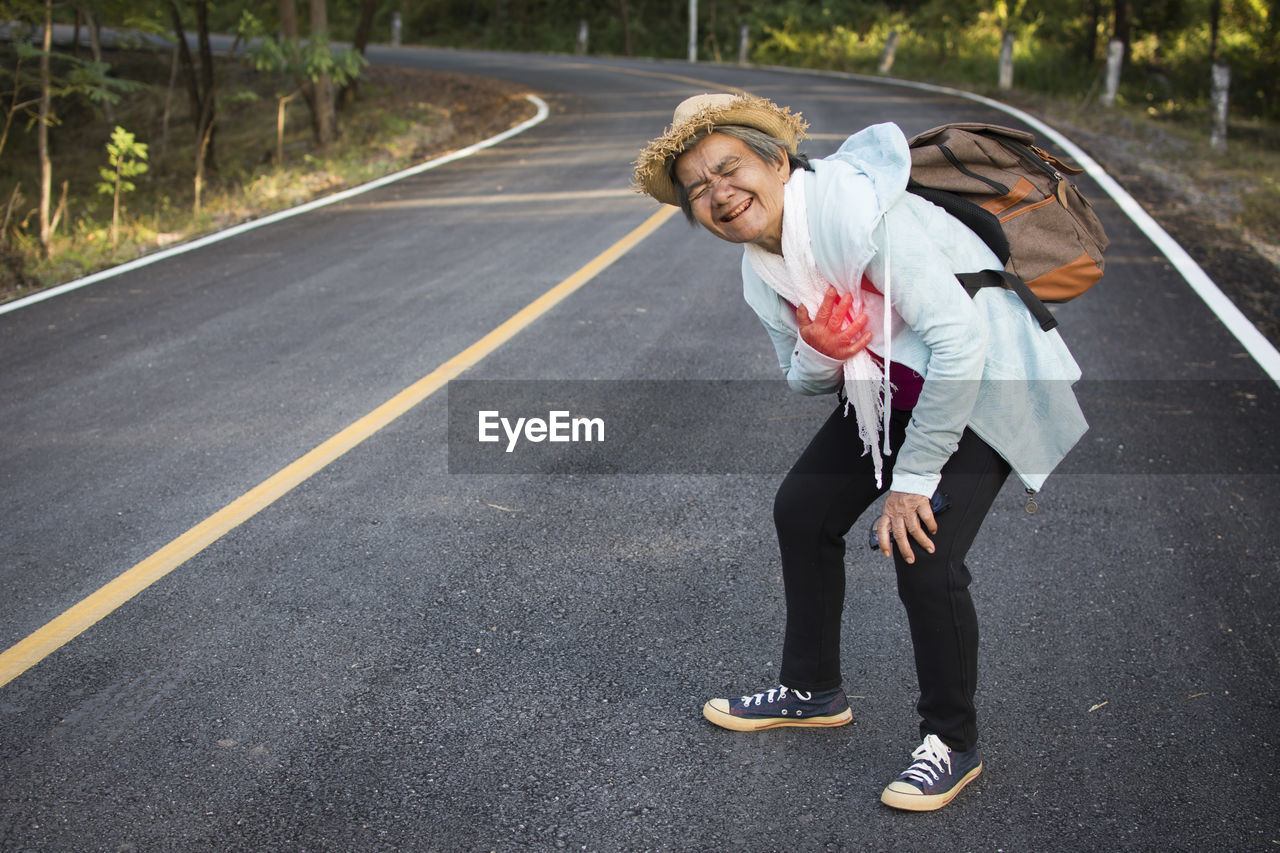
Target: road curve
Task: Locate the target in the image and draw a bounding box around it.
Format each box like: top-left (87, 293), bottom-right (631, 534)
top-left (1, 48), bottom-right (1276, 850)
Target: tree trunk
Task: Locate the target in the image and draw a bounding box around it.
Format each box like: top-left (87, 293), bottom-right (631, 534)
top-left (1085, 0), bottom-right (1101, 62)
top-left (279, 0), bottom-right (299, 38)
top-left (339, 0), bottom-right (377, 108)
top-left (280, 0), bottom-right (319, 132)
top-left (112, 156), bottom-right (122, 249)
top-left (1113, 0), bottom-right (1131, 63)
top-left (169, 2), bottom-right (200, 116)
top-left (1208, 0), bottom-right (1222, 62)
top-left (196, 0), bottom-right (217, 171)
top-left (1, 51), bottom-right (34, 161)
top-left (157, 44), bottom-right (178, 166)
top-left (38, 0), bottom-right (52, 258)
top-left (352, 0), bottom-right (377, 56)
top-left (168, 0), bottom-right (216, 173)
top-left (170, 0), bottom-right (219, 209)
top-left (277, 89), bottom-right (301, 166)
top-left (86, 9), bottom-right (114, 122)
top-left (619, 0), bottom-right (632, 56)
top-left (310, 0), bottom-right (336, 147)
top-left (705, 0), bottom-right (719, 63)
top-left (3, 183), bottom-right (22, 242)
top-left (1266, 0), bottom-right (1279, 116)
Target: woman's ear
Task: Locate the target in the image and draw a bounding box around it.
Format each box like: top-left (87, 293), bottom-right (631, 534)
top-left (775, 146), bottom-right (792, 182)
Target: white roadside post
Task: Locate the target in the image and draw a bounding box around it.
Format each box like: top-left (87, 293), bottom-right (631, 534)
top-left (688, 0), bottom-right (697, 62)
top-left (1210, 61), bottom-right (1230, 152)
top-left (738, 23), bottom-right (749, 65)
top-left (998, 32), bottom-right (1015, 90)
top-left (576, 19), bottom-right (588, 56)
top-left (1102, 39), bottom-right (1124, 106)
top-left (878, 31), bottom-right (899, 74)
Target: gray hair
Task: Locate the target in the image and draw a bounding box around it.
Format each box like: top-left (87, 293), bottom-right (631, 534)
top-left (666, 125), bottom-right (810, 223)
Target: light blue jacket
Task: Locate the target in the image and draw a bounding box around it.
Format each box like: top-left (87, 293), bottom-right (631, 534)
top-left (741, 123), bottom-right (1088, 496)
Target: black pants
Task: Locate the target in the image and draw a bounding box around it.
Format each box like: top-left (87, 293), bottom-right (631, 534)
top-left (773, 404), bottom-right (1011, 752)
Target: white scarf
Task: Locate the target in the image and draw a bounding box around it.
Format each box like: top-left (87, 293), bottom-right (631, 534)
top-left (746, 174), bottom-right (892, 487)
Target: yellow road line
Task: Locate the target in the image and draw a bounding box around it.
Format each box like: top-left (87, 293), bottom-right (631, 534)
top-left (0, 204), bottom-right (679, 689)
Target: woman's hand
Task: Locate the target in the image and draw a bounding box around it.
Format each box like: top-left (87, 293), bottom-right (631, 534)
top-left (874, 490), bottom-right (938, 564)
top-left (797, 286), bottom-right (872, 360)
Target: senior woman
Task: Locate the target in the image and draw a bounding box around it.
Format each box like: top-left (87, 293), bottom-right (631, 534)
top-left (633, 94), bottom-right (1087, 812)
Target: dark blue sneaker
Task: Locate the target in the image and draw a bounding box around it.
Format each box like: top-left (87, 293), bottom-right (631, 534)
top-left (702, 685), bottom-right (852, 732)
top-left (880, 734), bottom-right (983, 811)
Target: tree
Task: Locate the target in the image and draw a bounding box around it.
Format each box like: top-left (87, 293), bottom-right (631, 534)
top-left (338, 0), bottom-right (380, 106)
top-left (76, 1), bottom-right (112, 122)
top-left (241, 3), bottom-right (366, 150)
top-left (95, 125), bottom-right (148, 250)
top-left (1207, 0), bottom-right (1224, 61)
top-left (308, 0), bottom-right (336, 145)
top-left (0, 2), bottom-right (138, 257)
top-left (1113, 0), bottom-right (1132, 61)
top-left (168, 0), bottom-right (220, 210)
top-left (1084, 0), bottom-right (1104, 61)
top-left (618, 0), bottom-right (633, 56)
top-left (37, 0), bottom-right (52, 257)
top-left (0, 38), bottom-right (42, 161)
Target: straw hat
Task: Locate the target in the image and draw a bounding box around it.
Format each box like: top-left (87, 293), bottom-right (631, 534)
top-left (632, 93), bottom-right (808, 207)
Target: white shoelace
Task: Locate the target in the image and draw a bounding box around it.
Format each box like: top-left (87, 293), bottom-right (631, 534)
top-left (900, 734), bottom-right (952, 786)
top-left (740, 686), bottom-right (813, 706)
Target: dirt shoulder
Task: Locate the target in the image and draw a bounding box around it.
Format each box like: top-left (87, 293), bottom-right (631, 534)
top-left (366, 66), bottom-right (535, 152)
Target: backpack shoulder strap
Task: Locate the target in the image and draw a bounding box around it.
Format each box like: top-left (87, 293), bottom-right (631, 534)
top-left (906, 183), bottom-right (1011, 265)
top-left (957, 269), bottom-right (1059, 332)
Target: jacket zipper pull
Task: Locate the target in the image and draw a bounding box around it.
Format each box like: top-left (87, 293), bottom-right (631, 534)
top-left (1025, 488), bottom-right (1039, 514)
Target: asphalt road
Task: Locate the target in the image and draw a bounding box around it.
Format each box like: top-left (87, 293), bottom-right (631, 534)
top-left (2, 48), bottom-right (1278, 851)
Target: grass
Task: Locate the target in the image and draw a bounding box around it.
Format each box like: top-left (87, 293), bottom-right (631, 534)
top-left (0, 49), bottom-right (535, 303)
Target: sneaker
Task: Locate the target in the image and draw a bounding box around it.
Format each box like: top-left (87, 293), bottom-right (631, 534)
top-left (702, 685), bottom-right (852, 732)
top-left (880, 733), bottom-right (983, 811)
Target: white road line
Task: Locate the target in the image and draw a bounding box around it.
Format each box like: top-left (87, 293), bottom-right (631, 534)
top-left (338, 188), bottom-right (636, 209)
top-left (0, 95), bottom-right (550, 317)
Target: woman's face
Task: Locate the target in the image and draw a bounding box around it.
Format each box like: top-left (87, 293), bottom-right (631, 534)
top-left (673, 133), bottom-right (790, 254)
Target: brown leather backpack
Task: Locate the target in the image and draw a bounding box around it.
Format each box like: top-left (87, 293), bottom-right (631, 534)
top-left (907, 122), bottom-right (1110, 331)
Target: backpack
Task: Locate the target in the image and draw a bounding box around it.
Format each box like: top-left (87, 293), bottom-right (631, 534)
top-left (905, 122), bottom-right (1110, 332)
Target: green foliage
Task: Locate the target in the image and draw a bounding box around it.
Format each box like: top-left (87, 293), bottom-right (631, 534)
top-left (1113, 0), bottom-right (1279, 120)
top-left (1, 38), bottom-right (141, 125)
top-left (96, 125), bottom-right (149, 197)
top-left (376, 0), bottom-right (1280, 121)
top-left (740, 0), bottom-right (1277, 119)
top-left (95, 124), bottom-right (148, 249)
top-left (239, 10), bottom-right (369, 87)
